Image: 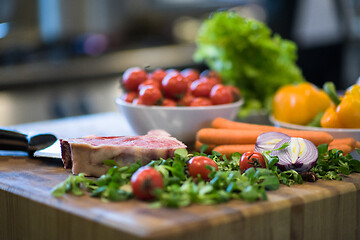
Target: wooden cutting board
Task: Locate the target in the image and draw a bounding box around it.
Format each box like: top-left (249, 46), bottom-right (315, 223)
top-left (0, 155), bottom-right (359, 240)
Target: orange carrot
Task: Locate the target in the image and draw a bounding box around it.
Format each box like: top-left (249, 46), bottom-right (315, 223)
top-left (212, 117), bottom-right (277, 131)
top-left (197, 128), bottom-right (259, 145)
top-left (328, 143), bottom-right (353, 155)
top-left (197, 128), bottom-right (333, 146)
top-left (274, 129), bottom-right (334, 145)
top-left (329, 138), bottom-right (357, 148)
top-left (211, 118), bottom-right (334, 145)
top-left (356, 141), bottom-right (360, 149)
top-left (195, 140), bottom-right (215, 153)
top-left (213, 144), bottom-right (255, 158)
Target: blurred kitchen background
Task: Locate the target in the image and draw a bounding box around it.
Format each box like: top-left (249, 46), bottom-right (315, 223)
top-left (0, 0), bottom-right (359, 126)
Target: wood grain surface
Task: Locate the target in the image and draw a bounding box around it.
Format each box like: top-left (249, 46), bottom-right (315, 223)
top-left (0, 155), bottom-right (359, 240)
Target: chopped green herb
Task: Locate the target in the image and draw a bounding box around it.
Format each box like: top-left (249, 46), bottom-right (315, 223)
top-left (311, 145), bottom-right (360, 180)
top-left (52, 146), bottom-right (360, 208)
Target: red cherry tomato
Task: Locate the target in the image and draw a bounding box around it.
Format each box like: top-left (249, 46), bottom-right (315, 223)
top-left (132, 97), bottom-right (141, 105)
top-left (131, 166), bottom-right (164, 200)
top-left (180, 68), bottom-right (200, 84)
top-left (122, 67), bottom-right (147, 91)
top-left (165, 68), bottom-right (179, 75)
top-left (138, 86), bottom-right (162, 105)
top-left (190, 78), bottom-right (215, 98)
top-left (161, 72), bottom-right (188, 99)
top-left (239, 151), bottom-right (266, 173)
top-left (162, 98), bottom-right (177, 107)
top-left (178, 91), bottom-right (195, 106)
top-left (205, 77), bottom-right (220, 87)
top-left (227, 86), bottom-right (242, 101)
top-left (121, 91), bottom-right (138, 103)
top-left (190, 97), bottom-right (212, 107)
top-left (149, 69), bottom-right (167, 83)
top-left (210, 84), bottom-right (234, 105)
top-left (200, 70), bottom-right (222, 83)
top-left (138, 79), bottom-right (161, 91)
top-left (188, 156), bottom-right (218, 181)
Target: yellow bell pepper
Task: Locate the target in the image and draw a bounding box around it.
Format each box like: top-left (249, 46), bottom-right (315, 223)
top-left (320, 104), bottom-right (343, 128)
top-left (336, 95), bottom-right (360, 128)
top-left (345, 84), bottom-right (360, 97)
top-left (320, 82), bottom-right (360, 128)
top-left (273, 82), bottom-right (331, 125)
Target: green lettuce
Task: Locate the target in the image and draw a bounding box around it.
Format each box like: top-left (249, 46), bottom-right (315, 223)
top-left (194, 11), bottom-right (305, 116)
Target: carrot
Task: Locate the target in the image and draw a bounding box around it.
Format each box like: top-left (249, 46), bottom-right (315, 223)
top-left (356, 141), bottom-right (360, 149)
top-left (197, 128), bottom-right (333, 146)
top-left (328, 143), bottom-right (353, 155)
top-left (212, 118), bottom-right (277, 131)
top-left (211, 118), bottom-right (334, 145)
top-left (329, 138), bottom-right (357, 149)
top-left (197, 128), bottom-right (259, 145)
top-left (213, 144), bottom-right (255, 158)
top-left (195, 140), bottom-right (215, 153)
top-left (275, 129), bottom-right (333, 145)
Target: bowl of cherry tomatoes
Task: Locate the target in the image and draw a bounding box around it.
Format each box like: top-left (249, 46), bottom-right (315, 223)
top-left (115, 67), bottom-right (243, 144)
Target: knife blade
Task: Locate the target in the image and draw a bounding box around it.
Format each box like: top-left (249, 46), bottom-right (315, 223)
top-left (33, 139), bottom-right (62, 159)
top-left (0, 128), bottom-right (59, 158)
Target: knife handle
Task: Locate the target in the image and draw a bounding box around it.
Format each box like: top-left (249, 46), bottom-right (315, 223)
top-left (0, 129), bottom-right (28, 152)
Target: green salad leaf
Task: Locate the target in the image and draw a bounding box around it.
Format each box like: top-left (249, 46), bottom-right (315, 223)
top-left (51, 146), bottom-right (360, 208)
top-left (311, 145), bottom-right (360, 180)
top-left (194, 11), bottom-right (305, 116)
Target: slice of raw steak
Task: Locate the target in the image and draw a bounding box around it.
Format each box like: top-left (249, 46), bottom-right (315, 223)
top-left (60, 130), bottom-right (186, 177)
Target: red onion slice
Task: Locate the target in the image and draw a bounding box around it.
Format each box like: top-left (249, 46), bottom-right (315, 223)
top-left (270, 137), bottom-right (318, 172)
top-left (255, 132), bottom-right (291, 153)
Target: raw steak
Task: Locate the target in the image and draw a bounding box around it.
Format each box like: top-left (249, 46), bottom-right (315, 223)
top-left (60, 130), bottom-right (186, 177)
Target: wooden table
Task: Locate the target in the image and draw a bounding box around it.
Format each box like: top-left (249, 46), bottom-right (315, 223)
top-left (0, 112), bottom-right (359, 240)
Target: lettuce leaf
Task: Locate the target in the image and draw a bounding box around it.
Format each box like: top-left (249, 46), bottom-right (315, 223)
top-left (194, 11), bottom-right (305, 116)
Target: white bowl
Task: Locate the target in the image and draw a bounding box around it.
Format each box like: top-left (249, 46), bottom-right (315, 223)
top-left (115, 97), bottom-right (243, 144)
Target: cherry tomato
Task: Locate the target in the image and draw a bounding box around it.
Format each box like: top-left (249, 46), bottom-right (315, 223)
top-left (121, 91), bottom-right (138, 103)
top-left (133, 97), bottom-right (144, 105)
top-left (190, 78), bottom-right (215, 98)
top-left (180, 68), bottom-right (200, 84)
top-left (149, 69), bottom-right (167, 83)
top-left (227, 86), bottom-right (242, 101)
top-left (131, 166), bottom-right (164, 200)
top-left (162, 98), bottom-right (177, 107)
top-left (166, 68), bottom-right (179, 75)
top-left (178, 91), bottom-right (195, 106)
top-left (138, 79), bottom-right (161, 91)
top-left (161, 72), bottom-right (188, 99)
top-left (122, 67), bottom-right (147, 91)
top-left (205, 77), bottom-right (220, 87)
top-left (190, 97), bottom-right (212, 107)
top-left (132, 97), bottom-right (139, 104)
top-left (200, 70), bottom-right (222, 83)
top-left (239, 151), bottom-right (266, 173)
top-left (138, 86), bottom-right (162, 105)
top-left (188, 156), bottom-right (218, 181)
top-left (210, 84), bottom-right (234, 105)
